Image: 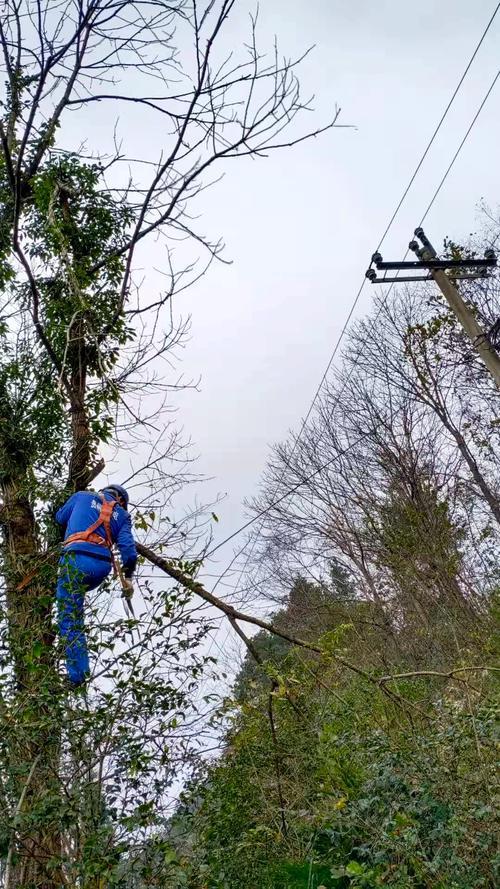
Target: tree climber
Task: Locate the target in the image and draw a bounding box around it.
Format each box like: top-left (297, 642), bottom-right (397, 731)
top-left (55, 485), bottom-right (137, 687)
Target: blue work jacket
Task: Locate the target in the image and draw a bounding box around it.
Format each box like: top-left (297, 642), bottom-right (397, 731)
top-left (56, 490), bottom-right (137, 577)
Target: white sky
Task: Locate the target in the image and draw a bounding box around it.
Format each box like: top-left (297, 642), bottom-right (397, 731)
top-left (74, 0), bottom-right (500, 667)
top-left (171, 1), bottom-right (500, 581)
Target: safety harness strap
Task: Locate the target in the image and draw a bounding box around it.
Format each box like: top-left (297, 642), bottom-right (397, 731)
top-left (64, 497), bottom-right (118, 575)
top-left (17, 497), bottom-right (120, 592)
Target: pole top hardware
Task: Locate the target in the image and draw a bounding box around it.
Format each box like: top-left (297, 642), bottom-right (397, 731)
top-left (366, 228), bottom-right (497, 284)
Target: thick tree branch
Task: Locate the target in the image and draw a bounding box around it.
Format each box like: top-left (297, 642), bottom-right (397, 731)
top-left (136, 543), bottom-right (451, 721)
top-left (136, 542), bottom-right (322, 653)
top-left (137, 542), bottom-right (404, 689)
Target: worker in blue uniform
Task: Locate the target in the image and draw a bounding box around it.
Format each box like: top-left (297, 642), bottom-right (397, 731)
top-left (55, 484), bottom-right (137, 687)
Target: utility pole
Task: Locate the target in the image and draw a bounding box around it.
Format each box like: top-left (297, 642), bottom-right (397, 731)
top-left (366, 228), bottom-right (500, 388)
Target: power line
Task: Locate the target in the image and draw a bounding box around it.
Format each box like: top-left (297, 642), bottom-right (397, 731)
top-left (275, 0), bottom-right (500, 451)
top-left (419, 68), bottom-right (500, 225)
top-left (205, 36), bottom-right (500, 566)
top-left (369, 64), bottom-right (500, 305)
top-left (375, 1), bottom-right (500, 251)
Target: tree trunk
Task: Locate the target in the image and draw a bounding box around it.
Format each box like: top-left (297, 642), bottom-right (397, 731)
top-left (439, 412), bottom-right (500, 527)
top-left (1, 472), bottom-right (63, 888)
top-left (67, 315), bottom-right (91, 493)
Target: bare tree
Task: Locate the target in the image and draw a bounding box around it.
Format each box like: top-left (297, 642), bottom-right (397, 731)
top-left (247, 252), bottom-right (499, 670)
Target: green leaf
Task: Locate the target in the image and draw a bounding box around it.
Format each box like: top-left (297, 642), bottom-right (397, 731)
top-left (32, 641), bottom-right (43, 658)
top-left (345, 861), bottom-right (365, 876)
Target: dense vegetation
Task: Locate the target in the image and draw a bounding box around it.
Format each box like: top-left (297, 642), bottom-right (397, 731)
top-left (163, 581), bottom-right (498, 888)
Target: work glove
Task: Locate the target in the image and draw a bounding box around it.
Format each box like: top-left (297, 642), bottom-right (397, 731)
top-left (121, 578), bottom-right (135, 618)
top-left (121, 578), bottom-right (134, 599)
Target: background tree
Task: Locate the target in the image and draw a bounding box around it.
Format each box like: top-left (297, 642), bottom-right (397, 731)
top-left (248, 227), bottom-right (500, 669)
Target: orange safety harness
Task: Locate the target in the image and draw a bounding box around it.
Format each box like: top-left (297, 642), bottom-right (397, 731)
top-left (64, 496), bottom-right (118, 574)
top-left (64, 495), bottom-right (135, 616)
top-left (16, 495), bottom-right (131, 594)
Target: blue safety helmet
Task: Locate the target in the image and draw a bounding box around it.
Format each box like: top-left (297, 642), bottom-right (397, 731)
top-left (102, 484), bottom-right (130, 510)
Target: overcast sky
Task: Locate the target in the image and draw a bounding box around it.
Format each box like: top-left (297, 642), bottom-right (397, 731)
top-left (91, 0), bottom-right (500, 666)
top-left (169, 4), bottom-right (500, 554)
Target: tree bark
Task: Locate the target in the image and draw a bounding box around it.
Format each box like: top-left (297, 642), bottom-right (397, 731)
top-left (67, 315), bottom-right (92, 493)
top-left (1, 470), bottom-right (63, 889)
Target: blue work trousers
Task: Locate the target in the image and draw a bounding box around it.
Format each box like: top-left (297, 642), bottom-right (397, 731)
top-left (56, 552), bottom-right (111, 685)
